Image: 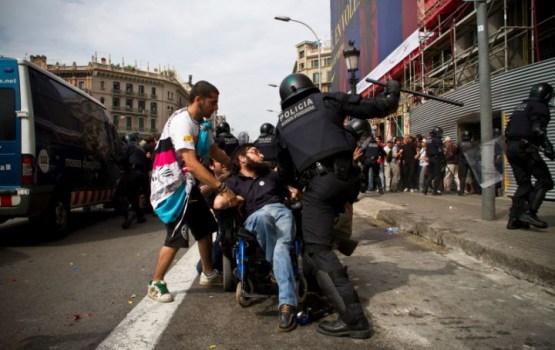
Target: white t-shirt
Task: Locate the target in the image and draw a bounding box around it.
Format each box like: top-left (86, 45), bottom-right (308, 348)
top-left (161, 107), bottom-right (215, 153)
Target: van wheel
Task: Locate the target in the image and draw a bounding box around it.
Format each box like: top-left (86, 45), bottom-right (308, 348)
top-left (42, 194), bottom-right (71, 239)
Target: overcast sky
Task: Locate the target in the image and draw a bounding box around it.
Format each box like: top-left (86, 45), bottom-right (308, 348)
top-left (1, 0), bottom-right (331, 140)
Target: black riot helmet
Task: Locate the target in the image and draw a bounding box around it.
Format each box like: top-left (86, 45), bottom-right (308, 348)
top-left (346, 118), bottom-right (371, 138)
top-left (279, 73), bottom-right (320, 108)
top-left (462, 130), bottom-right (472, 141)
top-left (529, 82), bottom-right (553, 102)
top-left (431, 126), bottom-right (443, 137)
top-left (216, 122), bottom-right (230, 135)
top-left (259, 123), bottom-right (275, 136)
top-left (125, 133), bottom-right (139, 143)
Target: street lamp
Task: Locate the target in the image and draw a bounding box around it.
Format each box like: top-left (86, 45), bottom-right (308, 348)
top-left (268, 83), bottom-right (278, 88)
top-left (266, 109), bottom-right (279, 113)
top-left (342, 40), bottom-right (360, 95)
top-left (275, 16), bottom-right (322, 90)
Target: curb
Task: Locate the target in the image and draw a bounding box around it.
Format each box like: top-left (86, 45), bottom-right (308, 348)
top-left (354, 200), bottom-right (555, 290)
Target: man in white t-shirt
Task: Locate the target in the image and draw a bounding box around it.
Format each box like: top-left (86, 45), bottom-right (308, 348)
top-left (147, 81), bottom-right (238, 303)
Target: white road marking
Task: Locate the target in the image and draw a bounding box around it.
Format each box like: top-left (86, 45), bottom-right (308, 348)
top-left (96, 243), bottom-right (200, 350)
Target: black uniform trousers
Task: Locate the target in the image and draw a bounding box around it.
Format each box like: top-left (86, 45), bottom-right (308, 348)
top-left (506, 140), bottom-right (554, 218)
top-left (301, 165), bottom-right (366, 324)
top-left (425, 155), bottom-right (443, 194)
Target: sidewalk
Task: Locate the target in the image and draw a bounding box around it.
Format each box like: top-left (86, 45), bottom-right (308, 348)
top-left (353, 191), bottom-right (555, 290)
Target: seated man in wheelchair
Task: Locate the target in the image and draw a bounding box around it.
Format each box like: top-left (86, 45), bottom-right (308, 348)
top-left (213, 143), bottom-right (299, 333)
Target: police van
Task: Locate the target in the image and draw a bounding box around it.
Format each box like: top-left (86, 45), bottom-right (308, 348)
top-left (0, 57), bottom-right (121, 236)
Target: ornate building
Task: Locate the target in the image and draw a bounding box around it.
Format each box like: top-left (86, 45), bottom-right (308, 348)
top-left (30, 54), bottom-right (192, 139)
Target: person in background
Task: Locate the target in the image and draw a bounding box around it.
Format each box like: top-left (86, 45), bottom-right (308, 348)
top-left (383, 139), bottom-right (394, 192)
top-left (424, 127), bottom-right (444, 195)
top-left (443, 136), bottom-right (460, 194)
top-left (389, 136), bottom-right (403, 192)
top-left (215, 121), bottom-right (239, 156)
top-left (254, 122), bottom-right (279, 169)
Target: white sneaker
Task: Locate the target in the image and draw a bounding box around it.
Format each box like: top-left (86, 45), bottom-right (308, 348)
top-left (148, 280), bottom-right (174, 303)
top-left (403, 188), bottom-right (409, 192)
top-left (199, 269), bottom-right (222, 286)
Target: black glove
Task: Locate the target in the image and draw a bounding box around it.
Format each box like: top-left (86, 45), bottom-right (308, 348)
top-left (385, 80), bottom-right (401, 97)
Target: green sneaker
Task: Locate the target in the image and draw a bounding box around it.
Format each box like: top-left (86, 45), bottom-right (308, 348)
top-left (148, 280), bottom-right (173, 303)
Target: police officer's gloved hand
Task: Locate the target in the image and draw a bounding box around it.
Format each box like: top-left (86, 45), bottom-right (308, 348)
top-left (385, 80), bottom-right (401, 98)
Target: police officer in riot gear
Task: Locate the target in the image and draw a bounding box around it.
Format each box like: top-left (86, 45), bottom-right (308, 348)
top-left (117, 133), bottom-right (149, 229)
top-left (505, 82), bottom-right (554, 229)
top-left (361, 133), bottom-right (386, 194)
top-left (276, 72), bottom-right (400, 339)
top-left (215, 121), bottom-right (239, 156)
top-left (457, 130), bottom-right (473, 196)
top-left (254, 122), bottom-right (279, 168)
top-left (424, 126), bottom-right (445, 195)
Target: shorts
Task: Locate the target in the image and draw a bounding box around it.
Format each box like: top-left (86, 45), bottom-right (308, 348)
top-left (164, 186), bottom-right (218, 248)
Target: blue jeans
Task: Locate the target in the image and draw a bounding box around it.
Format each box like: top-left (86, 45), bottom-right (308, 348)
top-left (243, 203), bottom-right (297, 308)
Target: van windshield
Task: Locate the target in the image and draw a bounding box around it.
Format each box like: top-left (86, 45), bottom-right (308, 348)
top-left (0, 88), bottom-right (16, 140)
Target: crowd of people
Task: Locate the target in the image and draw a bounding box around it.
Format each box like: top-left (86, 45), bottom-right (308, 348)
top-left (354, 128), bottom-right (482, 196)
top-left (114, 76), bottom-right (552, 340)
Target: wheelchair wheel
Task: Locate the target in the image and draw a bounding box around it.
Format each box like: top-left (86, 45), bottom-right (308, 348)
top-left (222, 255), bottom-right (234, 292)
top-left (236, 280), bottom-right (254, 307)
top-left (296, 275), bottom-right (308, 304)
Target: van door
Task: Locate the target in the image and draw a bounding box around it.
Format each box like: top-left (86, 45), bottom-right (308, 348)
top-left (0, 58), bottom-right (21, 189)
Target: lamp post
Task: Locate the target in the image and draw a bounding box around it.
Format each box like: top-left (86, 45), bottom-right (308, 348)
top-left (275, 16), bottom-right (322, 90)
top-left (342, 40), bottom-right (360, 95)
top-left (268, 83), bottom-right (278, 88)
top-left (266, 109), bottom-right (279, 113)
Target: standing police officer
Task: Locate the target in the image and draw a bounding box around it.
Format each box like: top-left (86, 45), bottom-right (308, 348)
top-left (505, 82), bottom-right (554, 229)
top-left (275, 73), bottom-right (400, 339)
top-left (254, 122), bottom-right (279, 168)
top-left (457, 130), bottom-right (473, 196)
top-left (424, 126), bottom-right (445, 195)
top-left (215, 121), bottom-right (239, 156)
top-left (118, 133), bottom-right (150, 229)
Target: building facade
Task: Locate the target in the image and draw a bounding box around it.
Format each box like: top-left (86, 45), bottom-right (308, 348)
top-left (30, 55), bottom-right (192, 140)
top-left (293, 41), bottom-right (333, 93)
top-left (329, 0), bottom-right (555, 199)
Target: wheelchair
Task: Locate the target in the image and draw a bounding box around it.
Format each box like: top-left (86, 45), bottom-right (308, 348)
top-left (219, 201), bottom-right (308, 307)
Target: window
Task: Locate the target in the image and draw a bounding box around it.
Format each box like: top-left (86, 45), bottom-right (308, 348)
top-left (299, 50), bottom-right (305, 59)
top-left (78, 81), bottom-right (85, 89)
top-left (138, 100), bottom-right (146, 113)
top-left (100, 81), bottom-right (105, 90)
top-left (150, 118), bottom-right (157, 131)
top-left (113, 81), bottom-right (120, 91)
top-left (126, 83), bottom-right (133, 92)
top-left (138, 85), bottom-right (145, 96)
top-left (151, 87), bottom-right (157, 97)
top-left (139, 117), bottom-right (145, 131)
top-left (324, 57), bottom-right (331, 66)
top-left (150, 102), bottom-right (157, 113)
top-left (126, 99), bottom-right (133, 110)
top-left (312, 72), bottom-right (320, 84)
top-left (299, 62), bottom-right (305, 70)
top-left (113, 115), bottom-right (119, 127)
top-left (311, 59), bottom-right (319, 68)
top-left (125, 116), bottom-right (132, 130)
top-left (112, 97), bottom-right (120, 108)
top-left (100, 97), bottom-right (105, 104)
top-left (168, 91), bottom-right (174, 100)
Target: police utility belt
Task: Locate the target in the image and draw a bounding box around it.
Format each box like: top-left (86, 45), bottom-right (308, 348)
top-left (302, 157), bottom-right (352, 181)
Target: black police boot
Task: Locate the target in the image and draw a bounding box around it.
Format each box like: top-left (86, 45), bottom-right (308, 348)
top-left (122, 211), bottom-right (137, 230)
top-left (317, 304), bottom-right (372, 339)
top-left (519, 211), bottom-right (548, 229)
top-left (278, 304), bottom-right (297, 333)
top-left (506, 217), bottom-right (530, 230)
